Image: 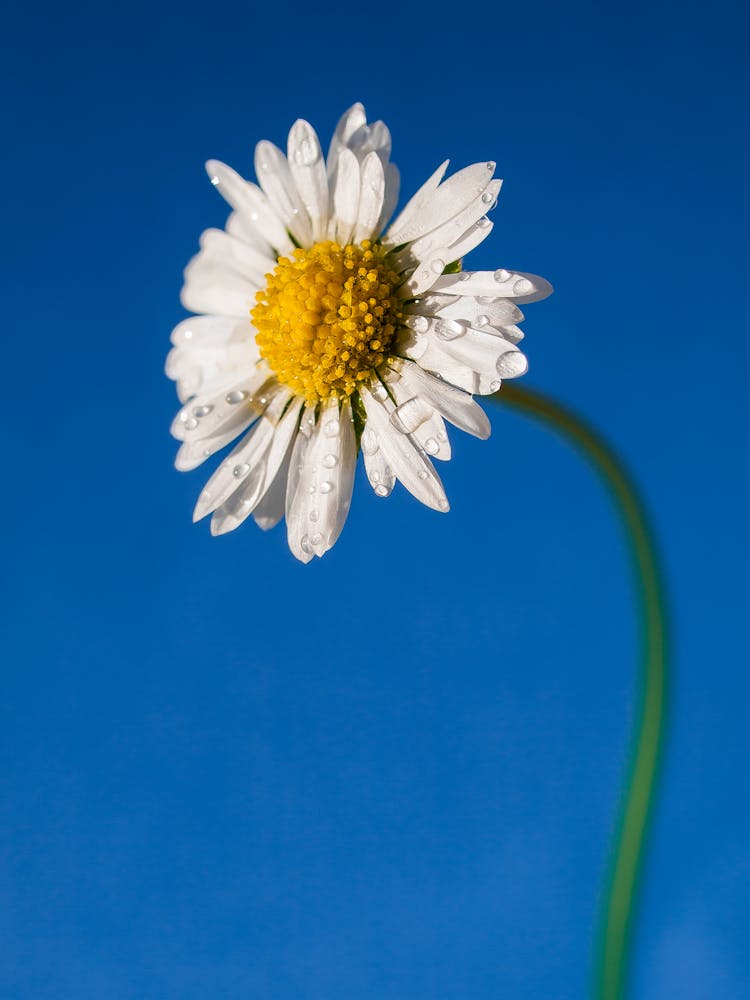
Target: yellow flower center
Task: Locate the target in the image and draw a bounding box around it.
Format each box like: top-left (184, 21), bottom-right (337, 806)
top-left (252, 240), bottom-right (403, 403)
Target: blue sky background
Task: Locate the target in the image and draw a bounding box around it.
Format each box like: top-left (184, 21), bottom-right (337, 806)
top-left (1, 1), bottom-right (748, 997)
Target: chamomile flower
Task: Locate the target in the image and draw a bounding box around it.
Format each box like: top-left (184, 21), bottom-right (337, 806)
top-left (167, 103), bottom-right (551, 562)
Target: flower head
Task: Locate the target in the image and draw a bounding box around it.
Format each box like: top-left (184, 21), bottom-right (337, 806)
top-left (167, 104), bottom-right (551, 562)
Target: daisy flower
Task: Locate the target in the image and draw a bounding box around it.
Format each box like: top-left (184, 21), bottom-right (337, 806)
top-left (167, 103), bottom-right (551, 562)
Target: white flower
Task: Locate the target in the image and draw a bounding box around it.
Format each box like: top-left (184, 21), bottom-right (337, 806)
top-left (167, 103), bottom-right (551, 562)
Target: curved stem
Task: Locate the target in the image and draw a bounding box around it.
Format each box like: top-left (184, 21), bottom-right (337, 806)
top-left (491, 385), bottom-right (668, 1000)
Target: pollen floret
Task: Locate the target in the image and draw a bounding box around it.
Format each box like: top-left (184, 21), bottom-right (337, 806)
top-left (252, 240), bottom-right (403, 403)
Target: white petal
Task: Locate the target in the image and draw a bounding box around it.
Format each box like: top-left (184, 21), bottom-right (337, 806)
top-left (375, 162), bottom-right (400, 239)
top-left (410, 344), bottom-right (502, 395)
top-left (387, 359), bottom-right (491, 439)
top-left (175, 412), bottom-right (258, 471)
top-left (330, 148), bottom-right (361, 245)
top-left (225, 210), bottom-right (274, 256)
top-left (348, 119), bottom-right (392, 165)
top-left (170, 367), bottom-right (272, 441)
top-left (384, 161), bottom-right (495, 246)
top-left (180, 256), bottom-right (259, 318)
top-left (393, 180), bottom-right (501, 269)
top-left (384, 160), bottom-right (449, 245)
top-left (360, 426), bottom-right (396, 497)
top-left (409, 295), bottom-right (523, 328)
top-left (287, 119), bottom-right (329, 243)
top-left (285, 398), bottom-right (357, 561)
top-left (193, 390), bottom-right (292, 521)
top-left (327, 103), bottom-right (367, 179)
top-left (351, 152), bottom-right (385, 245)
top-left (210, 398), bottom-right (302, 535)
top-left (198, 228), bottom-right (275, 284)
top-left (359, 384), bottom-right (449, 512)
top-left (170, 314), bottom-right (254, 349)
top-left (253, 448), bottom-right (293, 530)
top-left (254, 141), bottom-right (313, 248)
top-left (381, 368), bottom-right (451, 461)
top-left (205, 160), bottom-right (293, 255)
top-left (166, 339), bottom-right (259, 402)
top-left (399, 220), bottom-right (495, 296)
top-left (429, 269), bottom-right (553, 303)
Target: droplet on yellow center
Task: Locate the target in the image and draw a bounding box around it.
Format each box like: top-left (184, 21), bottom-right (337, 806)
top-left (252, 240), bottom-right (403, 403)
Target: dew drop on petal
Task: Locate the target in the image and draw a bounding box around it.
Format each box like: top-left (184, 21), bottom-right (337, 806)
top-left (424, 437), bottom-right (439, 455)
top-left (494, 269), bottom-right (511, 283)
top-left (323, 453), bottom-right (338, 468)
top-left (184, 417), bottom-right (198, 431)
top-left (417, 469), bottom-right (429, 480)
top-left (233, 463), bottom-right (249, 478)
top-left (309, 509), bottom-right (319, 522)
top-left (374, 485), bottom-right (389, 497)
top-left (193, 404), bottom-right (213, 418)
top-left (435, 319), bottom-right (465, 341)
top-left (496, 351), bottom-right (527, 378)
top-left (301, 534), bottom-right (312, 554)
top-left (310, 532), bottom-right (322, 545)
top-left (477, 216), bottom-right (491, 228)
top-left (319, 481), bottom-right (333, 494)
top-left (475, 314), bottom-right (489, 328)
top-left (226, 389), bottom-right (248, 405)
top-left (324, 419), bottom-right (339, 437)
top-left (369, 469), bottom-right (381, 484)
top-left (489, 379), bottom-right (501, 392)
top-left (513, 277), bottom-right (533, 295)
top-left (410, 315), bottom-right (429, 333)
top-left (361, 429), bottom-right (379, 455)
top-left (431, 258), bottom-right (445, 274)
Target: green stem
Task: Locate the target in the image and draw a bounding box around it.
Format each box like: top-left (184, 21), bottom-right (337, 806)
top-left (492, 385), bottom-right (668, 1000)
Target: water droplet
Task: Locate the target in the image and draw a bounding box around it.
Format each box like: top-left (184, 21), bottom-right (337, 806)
top-left (258, 396), bottom-right (268, 406)
top-left (324, 419), bottom-right (339, 436)
top-left (323, 453), bottom-right (338, 468)
top-left (226, 389), bottom-right (248, 404)
top-left (438, 498), bottom-right (449, 510)
top-left (475, 314), bottom-right (490, 328)
top-left (431, 258), bottom-right (445, 274)
top-left (193, 404), bottom-right (213, 418)
top-left (481, 191), bottom-right (493, 204)
top-left (309, 509), bottom-right (319, 522)
top-left (184, 417), bottom-right (198, 431)
top-left (369, 469), bottom-right (381, 484)
top-left (308, 485), bottom-right (316, 495)
top-left (210, 175), bottom-right (220, 186)
top-left (410, 315), bottom-right (429, 334)
top-left (489, 379), bottom-right (501, 392)
top-left (183, 329), bottom-right (194, 340)
top-left (370, 382), bottom-right (388, 402)
top-left (293, 136), bottom-right (321, 166)
top-left (434, 319), bottom-right (465, 341)
top-left (437, 429), bottom-right (448, 443)
top-left (319, 481), bottom-right (333, 494)
top-left (476, 216), bottom-right (491, 228)
top-left (374, 484), bottom-right (389, 497)
top-left (311, 532), bottom-right (322, 546)
top-left (424, 437), bottom-right (439, 455)
top-left (486, 161), bottom-right (495, 171)
top-left (496, 350), bottom-right (527, 378)
top-left (494, 269), bottom-right (511, 283)
top-left (300, 534), bottom-right (312, 554)
top-left (513, 277), bottom-right (533, 295)
top-left (361, 429), bottom-right (379, 455)
top-left (417, 469), bottom-right (429, 480)
top-left (233, 463), bottom-right (249, 478)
